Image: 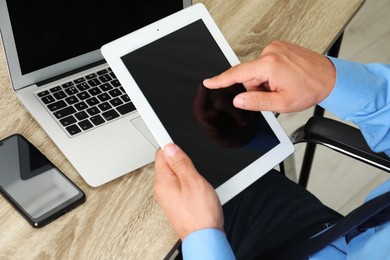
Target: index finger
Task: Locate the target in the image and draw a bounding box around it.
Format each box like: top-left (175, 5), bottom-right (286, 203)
top-left (203, 60), bottom-right (268, 89)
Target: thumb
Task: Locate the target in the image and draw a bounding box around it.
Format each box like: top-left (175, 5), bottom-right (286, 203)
top-left (154, 148), bottom-right (181, 197)
top-left (163, 143), bottom-right (199, 185)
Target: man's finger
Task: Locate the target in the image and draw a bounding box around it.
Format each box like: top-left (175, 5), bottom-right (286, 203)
top-left (163, 143), bottom-right (199, 187)
top-left (154, 148), bottom-right (181, 198)
top-left (233, 91), bottom-right (290, 113)
top-left (203, 61), bottom-right (268, 89)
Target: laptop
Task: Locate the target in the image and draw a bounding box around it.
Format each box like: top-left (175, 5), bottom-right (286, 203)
top-left (0, 0), bottom-right (192, 187)
top-left (102, 4), bottom-right (294, 204)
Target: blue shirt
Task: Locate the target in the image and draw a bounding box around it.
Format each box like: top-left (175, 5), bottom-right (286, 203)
top-left (182, 57), bottom-right (390, 259)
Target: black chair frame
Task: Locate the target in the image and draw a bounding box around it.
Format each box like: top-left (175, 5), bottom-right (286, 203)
top-left (281, 116), bottom-right (390, 187)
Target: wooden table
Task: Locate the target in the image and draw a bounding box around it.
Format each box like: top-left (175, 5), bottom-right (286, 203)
top-left (0, 0), bottom-right (364, 259)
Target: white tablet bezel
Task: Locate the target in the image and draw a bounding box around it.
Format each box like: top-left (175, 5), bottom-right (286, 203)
top-left (101, 3), bottom-right (294, 204)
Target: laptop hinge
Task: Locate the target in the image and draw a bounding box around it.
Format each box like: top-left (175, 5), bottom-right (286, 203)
top-left (36, 59), bottom-right (106, 87)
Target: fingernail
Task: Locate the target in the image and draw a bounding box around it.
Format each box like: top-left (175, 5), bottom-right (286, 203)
top-left (233, 95), bottom-right (244, 108)
top-left (203, 79), bottom-right (210, 85)
top-left (164, 143), bottom-right (178, 157)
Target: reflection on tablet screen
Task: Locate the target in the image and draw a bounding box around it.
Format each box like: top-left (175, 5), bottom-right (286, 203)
top-left (121, 19), bottom-right (280, 188)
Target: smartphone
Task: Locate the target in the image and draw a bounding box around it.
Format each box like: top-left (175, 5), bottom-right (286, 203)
top-left (0, 134), bottom-right (85, 228)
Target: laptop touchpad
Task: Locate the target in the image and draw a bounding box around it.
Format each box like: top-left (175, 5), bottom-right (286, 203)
top-left (131, 117), bottom-right (159, 149)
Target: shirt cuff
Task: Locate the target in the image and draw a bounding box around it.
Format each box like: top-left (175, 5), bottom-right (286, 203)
top-left (319, 57), bottom-right (374, 120)
top-left (182, 228), bottom-right (235, 260)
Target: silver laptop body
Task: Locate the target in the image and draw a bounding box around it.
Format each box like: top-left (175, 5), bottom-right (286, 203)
top-left (0, 0), bottom-right (192, 186)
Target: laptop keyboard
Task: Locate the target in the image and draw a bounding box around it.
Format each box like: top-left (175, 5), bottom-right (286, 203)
top-left (36, 67), bottom-right (136, 137)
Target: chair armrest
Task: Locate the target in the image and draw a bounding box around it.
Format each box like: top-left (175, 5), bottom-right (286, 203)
top-left (290, 117), bottom-right (390, 172)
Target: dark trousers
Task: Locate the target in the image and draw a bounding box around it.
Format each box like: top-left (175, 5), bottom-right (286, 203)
top-left (222, 170), bottom-right (342, 259)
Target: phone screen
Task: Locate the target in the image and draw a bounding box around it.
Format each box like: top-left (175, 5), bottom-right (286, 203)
top-left (0, 134), bottom-right (85, 227)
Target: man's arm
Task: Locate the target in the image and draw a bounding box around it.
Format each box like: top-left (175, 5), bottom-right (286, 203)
top-left (320, 58), bottom-right (390, 156)
top-left (154, 144), bottom-right (235, 259)
top-left (204, 40), bottom-right (390, 156)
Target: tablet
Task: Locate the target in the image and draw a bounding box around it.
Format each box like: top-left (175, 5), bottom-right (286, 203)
top-left (101, 3), bottom-right (294, 204)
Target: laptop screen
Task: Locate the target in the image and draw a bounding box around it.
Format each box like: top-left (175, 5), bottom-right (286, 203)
top-left (5, 0), bottom-right (188, 75)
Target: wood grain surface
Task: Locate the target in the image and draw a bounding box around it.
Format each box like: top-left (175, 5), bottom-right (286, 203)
top-left (0, 0), bottom-right (364, 259)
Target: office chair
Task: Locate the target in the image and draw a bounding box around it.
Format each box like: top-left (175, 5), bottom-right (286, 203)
top-left (281, 32), bottom-right (390, 187)
top-left (280, 116), bottom-right (390, 188)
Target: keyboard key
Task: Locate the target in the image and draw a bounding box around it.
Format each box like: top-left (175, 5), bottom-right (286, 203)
top-left (66, 124), bottom-right (81, 136)
top-left (75, 111), bottom-right (89, 120)
top-left (109, 98), bottom-right (123, 107)
top-left (121, 94), bottom-right (130, 103)
top-left (86, 73), bottom-right (97, 79)
top-left (97, 93), bottom-right (110, 102)
top-left (53, 106), bottom-right (76, 119)
top-left (77, 91), bottom-right (91, 100)
top-left (41, 95), bottom-right (55, 104)
top-left (62, 81), bottom-right (74, 88)
top-left (74, 77), bottom-right (85, 84)
top-left (50, 86), bottom-right (62, 93)
top-left (86, 106), bottom-right (100, 116)
top-left (110, 79), bottom-right (121, 87)
top-left (98, 102), bottom-right (112, 111)
top-left (65, 86), bottom-right (78, 95)
top-left (100, 83), bottom-right (113, 92)
top-left (86, 97), bottom-right (99, 106)
top-left (53, 90), bottom-right (67, 100)
top-left (78, 119), bottom-right (94, 131)
top-left (37, 90), bottom-right (50, 97)
top-left (102, 109), bottom-right (119, 121)
top-left (87, 78), bottom-right (101, 87)
top-left (117, 102), bottom-right (136, 115)
top-left (59, 115), bottom-right (77, 126)
top-left (90, 115), bottom-right (105, 126)
top-left (76, 82), bottom-right (89, 91)
top-left (109, 72), bottom-right (116, 79)
top-left (47, 100), bottom-right (67, 111)
top-left (97, 69), bottom-right (108, 75)
top-left (65, 96), bottom-right (79, 105)
top-left (99, 74), bottom-right (112, 83)
top-left (109, 88), bottom-right (122, 97)
top-left (88, 87), bottom-right (102, 96)
top-left (74, 101), bottom-right (88, 111)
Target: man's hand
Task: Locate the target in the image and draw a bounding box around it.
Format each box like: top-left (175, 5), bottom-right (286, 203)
top-left (203, 40), bottom-right (336, 113)
top-left (154, 143), bottom-right (224, 240)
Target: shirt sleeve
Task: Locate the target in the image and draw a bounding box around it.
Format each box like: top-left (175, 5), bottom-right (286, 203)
top-left (182, 228), bottom-right (236, 260)
top-left (319, 57), bottom-right (390, 156)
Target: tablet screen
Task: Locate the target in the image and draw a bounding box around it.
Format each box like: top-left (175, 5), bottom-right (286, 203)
top-left (121, 19), bottom-right (280, 188)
